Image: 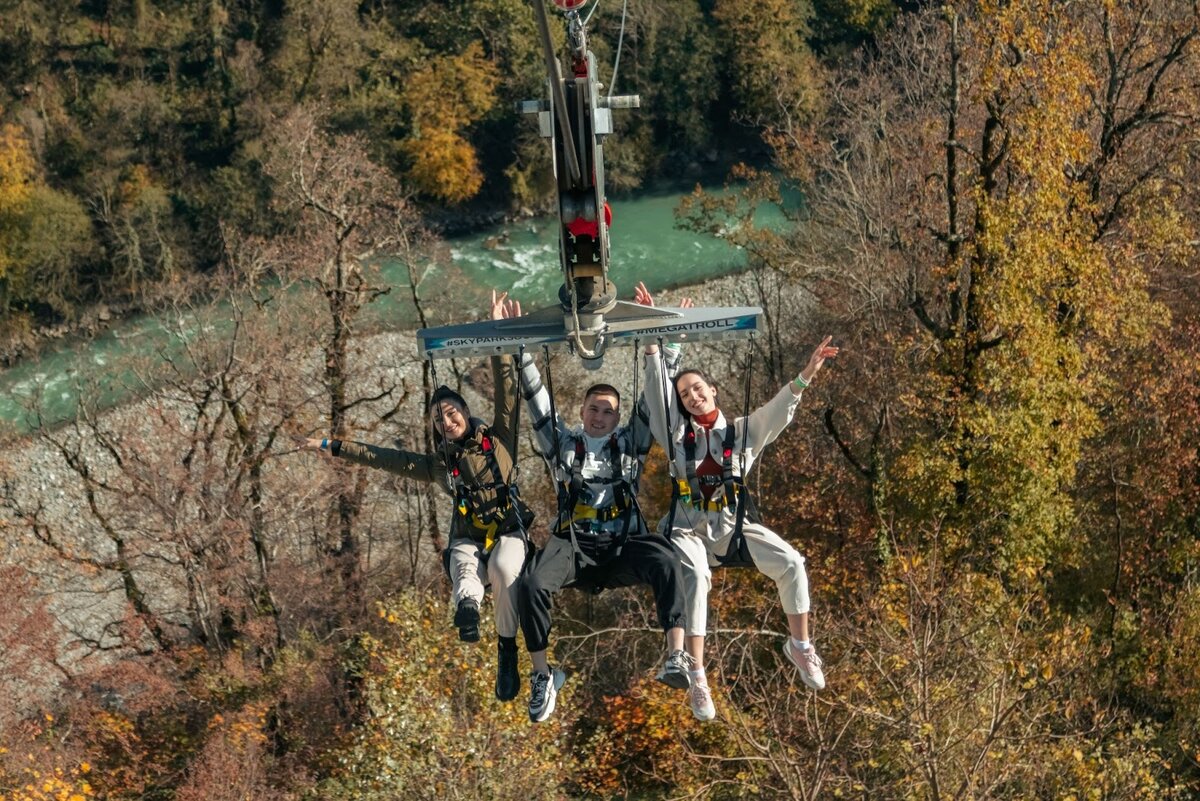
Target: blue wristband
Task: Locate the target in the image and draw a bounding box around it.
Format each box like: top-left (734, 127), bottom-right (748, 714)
top-left (321, 438), bottom-right (328, 449)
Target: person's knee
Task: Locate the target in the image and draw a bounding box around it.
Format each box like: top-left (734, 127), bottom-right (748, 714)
top-left (518, 568), bottom-right (548, 602)
top-left (494, 556), bottom-right (524, 586)
top-left (684, 570), bottom-right (712, 602)
top-left (783, 549), bottom-right (806, 578)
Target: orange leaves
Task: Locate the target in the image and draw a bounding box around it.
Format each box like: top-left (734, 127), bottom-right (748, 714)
top-left (574, 679), bottom-right (700, 797)
top-left (400, 131), bottom-right (485, 205)
top-left (398, 42), bottom-right (498, 203)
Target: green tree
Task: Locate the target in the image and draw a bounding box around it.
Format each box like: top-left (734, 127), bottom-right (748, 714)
top-left (713, 0), bottom-right (823, 131)
top-left (7, 185), bottom-right (96, 318)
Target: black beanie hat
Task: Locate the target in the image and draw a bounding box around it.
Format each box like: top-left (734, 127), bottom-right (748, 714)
top-left (429, 385), bottom-right (468, 412)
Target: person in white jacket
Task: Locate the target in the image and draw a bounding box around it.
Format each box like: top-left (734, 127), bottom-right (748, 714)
top-left (645, 335), bottom-right (838, 720)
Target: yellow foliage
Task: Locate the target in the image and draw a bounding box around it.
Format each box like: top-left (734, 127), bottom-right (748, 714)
top-left (0, 123), bottom-right (35, 280)
top-left (401, 42), bottom-right (498, 133)
top-left (0, 759), bottom-right (96, 801)
top-left (401, 130), bottom-right (485, 204)
top-left (317, 591), bottom-right (567, 800)
top-left (397, 41), bottom-right (498, 202)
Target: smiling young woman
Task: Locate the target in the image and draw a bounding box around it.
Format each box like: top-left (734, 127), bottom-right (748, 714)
top-left (293, 291), bottom-right (533, 704)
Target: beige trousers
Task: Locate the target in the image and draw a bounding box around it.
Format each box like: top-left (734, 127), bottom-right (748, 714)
top-left (670, 523), bottom-right (810, 637)
top-left (448, 535), bottom-right (525, 638)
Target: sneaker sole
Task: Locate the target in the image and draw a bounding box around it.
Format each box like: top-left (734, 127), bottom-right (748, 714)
top-left (799, 673), bottom-right (825, 691)
top-left (530, 669), bottom-right (567, 723)
top-left (454, 604), bottom-right (480, 628)
top-left (690, 699), bottom-right (717, 722)
top-left (459, 627), bottom-right (481, 643)
top-left (655, 669), bottom-right (692, 690)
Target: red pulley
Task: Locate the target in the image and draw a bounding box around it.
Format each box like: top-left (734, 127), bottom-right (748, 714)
top-left (553, 0), bottom-right (589, 8)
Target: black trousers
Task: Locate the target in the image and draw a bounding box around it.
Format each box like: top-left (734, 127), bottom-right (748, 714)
top-left (517, 529), bottom-right (687, 653)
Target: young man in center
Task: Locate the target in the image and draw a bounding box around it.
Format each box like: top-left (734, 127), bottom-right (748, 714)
top-left (507, 283), bottom-right (693, 723)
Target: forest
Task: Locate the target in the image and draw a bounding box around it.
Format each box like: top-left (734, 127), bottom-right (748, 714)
top-left (2, 0), bottom-right (1199, 799)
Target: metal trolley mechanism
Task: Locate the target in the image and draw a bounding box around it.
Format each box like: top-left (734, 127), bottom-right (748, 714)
top-left (417, 0), bottom-right (763, 368)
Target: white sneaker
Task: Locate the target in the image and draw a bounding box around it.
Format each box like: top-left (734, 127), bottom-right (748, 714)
top-left (528, 667), bottom-right (567, 723)
top-left (783, 640), bottom-right (826, 690)
top-left (687, 679), bottom-right (717, 721)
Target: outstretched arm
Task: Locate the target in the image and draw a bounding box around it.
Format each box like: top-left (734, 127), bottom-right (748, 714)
top-left (495, 291), bottom-right (571, 461)
top-left (292, 435), bottom-right (437, 482)
top-left (745, 336), bottom-right (839, 450)
top-left (631, 282), bottom-right (688, 455)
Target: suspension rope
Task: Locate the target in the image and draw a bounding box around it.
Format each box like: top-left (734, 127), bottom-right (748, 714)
top-left (739, 334), bottom-right (755, 476)
top-left (654, 336), bottom-right (680, 485)
top-left (583, 0), bottom-right (601, 26)
top-left (427, 355), bottom-right (458, 493)
top-left (508, 347), bottom-right (529, 538)
top-left (609, 0), bottom-right (629, 101)
top-left (625, 337), bottom-right (650, 532)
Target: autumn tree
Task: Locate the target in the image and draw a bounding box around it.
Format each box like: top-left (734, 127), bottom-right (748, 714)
top-left (0, 122), bottom-right (34, 315)
top-left (258, 108), bottom-right (424, 608)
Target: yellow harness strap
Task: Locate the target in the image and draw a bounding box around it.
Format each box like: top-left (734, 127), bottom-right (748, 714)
top-left (462, 508), bottom-right (500, 552)
top-left (569, 501), bottom-right (625, 525)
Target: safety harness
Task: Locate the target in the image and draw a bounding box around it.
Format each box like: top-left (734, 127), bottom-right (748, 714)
top-left (428, 353), bottom-right (532, 558)
top-left (555, 432), bottom-right (637, 565)
top-left (677, 423), bottom-right (738, 512)
top-left (445, 425), bottom-right (523, 551)
top-left (659, 338), bottom-right (758, 568)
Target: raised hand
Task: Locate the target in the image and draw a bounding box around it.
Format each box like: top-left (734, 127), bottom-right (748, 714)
top-left (491, 289), bottom-right (522, 320)
top-left (799, 336), bottom-right (839, 383)
top-left (490, 290), bottom-right (508, 321)
top-left (633, 281), bottom-right (654, 307)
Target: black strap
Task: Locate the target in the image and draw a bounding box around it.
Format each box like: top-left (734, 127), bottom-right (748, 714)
top-left (717, 341), bottom-right (757, 566)
top-left (564, 435), bottom-right (587, 515)
top-left (560, 433), bottom-right (632, 521)
top-left (681, 426), bottom-right (703, 501)
top-left (721, 423), bottom-right (737, 508)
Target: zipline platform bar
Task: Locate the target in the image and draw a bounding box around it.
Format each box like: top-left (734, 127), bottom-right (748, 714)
top-left (417, 304), bottom-right (762, 363)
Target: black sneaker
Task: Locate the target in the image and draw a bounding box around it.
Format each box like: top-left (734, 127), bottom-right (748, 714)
top-left (496, 640), bottom-right (520, 701)
top-left (655, 649), bottom-right (693, 690)
top-left (528, 667), bottom-right (566, 723)
top-left (454, 598), bottom-right (480, 642)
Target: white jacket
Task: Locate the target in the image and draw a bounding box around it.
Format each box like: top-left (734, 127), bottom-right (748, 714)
top-left (645, 351), bottom-right (803, 543)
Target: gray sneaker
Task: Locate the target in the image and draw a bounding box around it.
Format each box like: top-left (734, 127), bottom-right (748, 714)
top-left (655, 649), bottom-right (693, 690)
top-left (528, 667), bottom-right (567, 723)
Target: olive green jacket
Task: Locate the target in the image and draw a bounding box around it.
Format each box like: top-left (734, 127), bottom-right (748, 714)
top-left (332, 356), bottom-right (522, 543)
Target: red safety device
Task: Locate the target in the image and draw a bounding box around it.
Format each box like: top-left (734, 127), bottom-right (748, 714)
top-left (564, 201), bottom-right (612, 240)
top-left (553, 0), bottom-right (589, 9)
